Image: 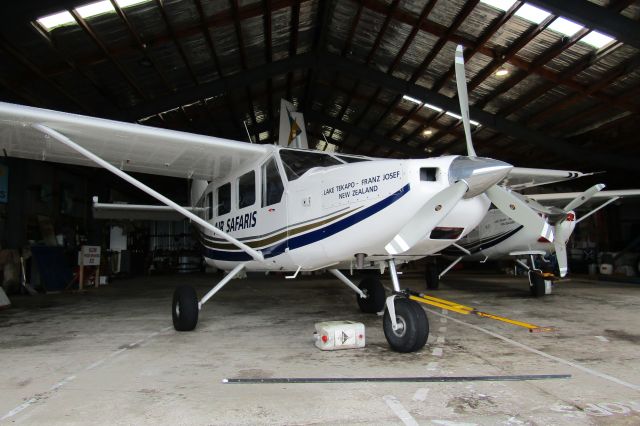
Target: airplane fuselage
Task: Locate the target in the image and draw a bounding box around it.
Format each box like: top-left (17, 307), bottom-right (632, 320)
top-left (195, 147), bottom-right (492, 272)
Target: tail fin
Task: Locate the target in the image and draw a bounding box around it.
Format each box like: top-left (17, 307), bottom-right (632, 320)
top-left (278, 99), bottom-right (308, 149)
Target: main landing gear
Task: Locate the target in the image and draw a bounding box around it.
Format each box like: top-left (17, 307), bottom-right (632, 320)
top-left (333, 260), bottom-right (429, 353)
top-left (172, 263), bottom-right (247, 331)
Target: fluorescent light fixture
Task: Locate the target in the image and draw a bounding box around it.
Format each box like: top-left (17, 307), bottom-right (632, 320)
top-left (548, 17), bottom-right (583, 37)
top-left (402, 96), bottom-right (444, 113)
top-left (423, 103), bottom-right (443, 113)
top-left (37, 11), bottom-right (75, 30)
top-left (445, 111), bottom-right (480, 126)
top-left (515, 4), bottom-right (550, 24)
top-left (76, 1), bottom-right (114, 18)
top-left (402, 95), bottom-right (422, 104)
top-left (581, 31), bottom-right (615, 48)
top-left (480, 0), bottom-right (516, 11)
top-left (116, 0), bottom-right (151, 7)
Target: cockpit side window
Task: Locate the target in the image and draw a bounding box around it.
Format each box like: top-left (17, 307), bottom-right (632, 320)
top-left (262, 158), bottom-right (284, 207)
top-left (279, 149), bottom-right (342, 181)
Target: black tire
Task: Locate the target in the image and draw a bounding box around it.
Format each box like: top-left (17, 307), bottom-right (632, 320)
top-left (172, 285), bottom-right (199, 331)
top-left (356, 277), bottom-right (386, 313)
top-left (528, 269), bottom-right (545, 298)
top-left (383, 298), bottom-right (429, 353)
top-left (426, 259), bottom-right (439, 290)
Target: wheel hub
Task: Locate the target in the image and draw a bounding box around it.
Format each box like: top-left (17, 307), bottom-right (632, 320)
top-left (392, 314), bottom-right (407, 337)
top-left (175, 303), bottom-right (180, 317)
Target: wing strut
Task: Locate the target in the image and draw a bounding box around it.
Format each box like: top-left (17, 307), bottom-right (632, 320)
top-left (33, 124), bottom-right (264, 262)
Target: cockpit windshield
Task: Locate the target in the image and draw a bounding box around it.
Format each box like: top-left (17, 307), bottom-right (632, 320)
top-left (334, 154), bottom-right (371, 163)
top-left (279, 149), bottom-right (343, 181)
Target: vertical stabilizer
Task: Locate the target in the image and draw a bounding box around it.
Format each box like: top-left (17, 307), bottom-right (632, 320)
top-left (278, 99), bottom-right (308, 149)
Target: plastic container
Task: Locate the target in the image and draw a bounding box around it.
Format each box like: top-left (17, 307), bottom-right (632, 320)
top-left (314, 321), bottom-right (365, 351)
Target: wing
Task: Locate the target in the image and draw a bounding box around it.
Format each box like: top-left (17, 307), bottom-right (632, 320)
top-left (500, 167), bottom-right (594, 190)
top-left (0, 101), bottom-right (270, 180)
top-left (529, 190), bottom-right (640, 208)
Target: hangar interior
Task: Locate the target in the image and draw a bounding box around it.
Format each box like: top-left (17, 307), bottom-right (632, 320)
top-left (1, 0), bottom-right (640, 424)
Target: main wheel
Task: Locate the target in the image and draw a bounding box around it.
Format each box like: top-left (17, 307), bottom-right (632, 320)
top-left (172, 285), bottom-right (199, 331)
top-left (383, 298), bottom-right (429, 353)
top-left (528, 269), bottom-right (545, 298)
top-left (356, 277), bottom-right (386, 313)
top-left (425, 259), bottom-right (439, 290)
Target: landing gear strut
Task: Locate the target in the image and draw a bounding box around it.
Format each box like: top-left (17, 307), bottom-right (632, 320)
top-left (172, 263), bottom-right (247, 331)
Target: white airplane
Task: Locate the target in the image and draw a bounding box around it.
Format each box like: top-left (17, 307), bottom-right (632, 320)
top-left (0, 45), bottom-right (593, 352)
top-left (432, 187), bottom-right (640, 296)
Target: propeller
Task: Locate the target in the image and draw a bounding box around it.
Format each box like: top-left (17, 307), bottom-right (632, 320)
top-left (510, 184), bottom-right (605, 277)
top-left (453, 45), bottom-right (555, 243)
top-left (553, 184), bottom-right (605, 276)
top-left (385, 180), bottom-right (469, 255)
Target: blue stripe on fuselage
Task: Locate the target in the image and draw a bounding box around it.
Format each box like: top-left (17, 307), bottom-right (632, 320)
top-left (202, 184), bottom-right (410, 261)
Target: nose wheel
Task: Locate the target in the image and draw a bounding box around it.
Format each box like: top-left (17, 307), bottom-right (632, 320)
top-left (383, 297), bottom-right (429, 353)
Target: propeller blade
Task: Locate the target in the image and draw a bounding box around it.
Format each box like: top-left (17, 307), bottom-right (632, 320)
top-left (486, 185), bottom-right (555, 242)
top-left (454, 45), bottom-right (477, 157)
top-left (563, 183), bottom-right (606, 211)
top-left (554, 240), bottom-right (568, 277)
top-left (385, 180), bottom-right (468, 255)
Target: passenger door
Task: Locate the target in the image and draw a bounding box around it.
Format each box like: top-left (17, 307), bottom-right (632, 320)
top-left (258, 156), bottom-right (288, 256)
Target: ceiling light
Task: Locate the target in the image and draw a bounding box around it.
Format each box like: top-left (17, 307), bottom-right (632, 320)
top-left (402, 95), bottom-right (421, 104)
top-left (423, 103), bottom-right (443, 113)
top-left (495, 68), bottom-right (509, 77)
top-left (76, 1), bottom-right (114, 18)
top-left (422, 129), bottom-right (433, 136)
top-left (37, 11), bottom-right (75, 30)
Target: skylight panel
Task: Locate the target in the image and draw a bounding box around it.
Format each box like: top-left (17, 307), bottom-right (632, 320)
top-left (116, 0), bottom-right (152, 7)
top-left (515, 3), bottom-right (551, 24)
top-left (581, 31), bottom-right (615, 48)
top-left (37, 11), bottom-right (75, 30)
top-left (76, 1), bottom-right (114, 18)
top-left (479, 0), bottom-right (516, 11)
top-left (548, 17), bottom-right (583, 37)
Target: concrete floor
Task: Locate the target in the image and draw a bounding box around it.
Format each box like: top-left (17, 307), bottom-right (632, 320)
top-left (1, 270), bottom-right (639, 425)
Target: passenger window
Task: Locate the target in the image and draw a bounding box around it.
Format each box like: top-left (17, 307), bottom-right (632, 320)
top-left (218, 183), bottom-right (231, 216)
top-left (207, 192), bottom-right (213, 220)
top-left (238, 171), bottom-right (256, 209)
top-left (262, 158), bottom-right (284, 207)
